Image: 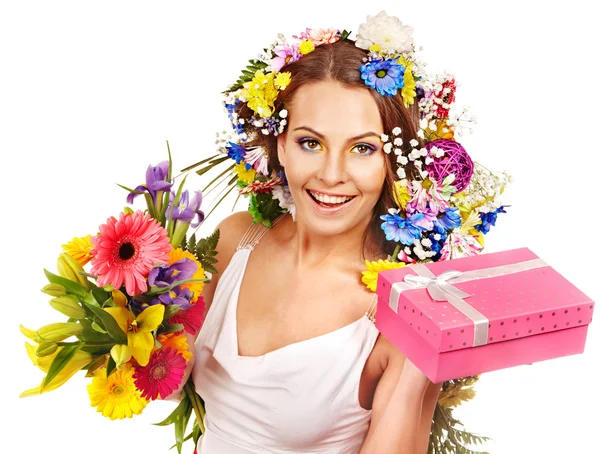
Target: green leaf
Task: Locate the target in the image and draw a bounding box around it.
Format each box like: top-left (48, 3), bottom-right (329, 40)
top-left (187, 233), bottom-right (197, 255)
top-left (116, 183), bottom-right (144, 195)
top-left (42, 343), bottom-right (83, 389)
top-left (340, 29), bottom-right (351, 40)
top-left (180, 153), bottom-right (220, 173)
top-left (78, 319), bottom-right (113, 343)
top-left (81, 301), bottom-right (127, 343)
top-left (106, 356), bottom-right (116, 378)
top-left (163, 304), bottom-right (181, 321)
top-left (91, 321), bottom-right (107, 334)
top-left (154, 394), bottom-right (191, 426)
top-left (43, 269), bottom-right (87, 297)
top-left (160, 323), bottom-right (185, 334)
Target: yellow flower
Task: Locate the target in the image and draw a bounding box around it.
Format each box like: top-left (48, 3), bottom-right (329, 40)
top-left (61, 235), bottom-right (94, 266)
top-left (234, 162), bottom-right (257, 184)
top-left (103, 305), bottom-right (164, 367)
top-left (398, 56), bottom-right (416, 108)
top-left (240, 70), bottom-right (279, 118)
top-left (298, 40), bottom-right (315, 55)
top-left (274, 71), bottom-right (292, 90)
top-left (392, 181), bottom-right (411, 209)
top-left (423, 118), bottom-right (455, 142)
top-left (87, 363), bottom-right (149, 420)
top-left (156, 332), bottom-right (192, 362)
top-left (112, 289), bottom-right (128, 307)
top-left (438, 383), bottom-right (477, 408)
top-left (362, 259), bottom-right (406, 292)
top-left (169, 248), bottom-right (205, 300)
top-left (21, 342), bottom-right (92, 396)
top-left (369, 44), bottom-right (381, 52)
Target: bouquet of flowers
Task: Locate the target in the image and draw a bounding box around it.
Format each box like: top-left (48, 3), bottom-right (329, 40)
top-left (20, 144), bottom-right (216, 453)
top-left (182, 13), bottom-right (511, 453)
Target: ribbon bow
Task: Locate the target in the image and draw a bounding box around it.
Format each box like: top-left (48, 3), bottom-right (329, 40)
top-left (403, 270), bottom-right (471, 302)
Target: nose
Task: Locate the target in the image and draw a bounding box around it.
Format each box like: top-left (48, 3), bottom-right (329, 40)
top-left (317, 149), bottom-right (348, 186)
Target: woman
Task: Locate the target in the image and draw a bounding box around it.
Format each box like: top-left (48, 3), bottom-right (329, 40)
top-left (186, 13), bottom-right (443, 454)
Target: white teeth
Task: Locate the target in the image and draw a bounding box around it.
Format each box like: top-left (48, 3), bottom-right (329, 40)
top-left (309, 191), bottom-right (354, 204)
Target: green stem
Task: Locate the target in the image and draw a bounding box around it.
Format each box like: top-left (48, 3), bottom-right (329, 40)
top-left (391, 244), bottom-right (401, 262)
top-left (184, 379), bottom-right (205, 434)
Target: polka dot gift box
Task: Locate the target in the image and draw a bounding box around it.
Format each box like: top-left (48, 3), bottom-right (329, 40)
top-left (375, 247), bottom-right (595, 383)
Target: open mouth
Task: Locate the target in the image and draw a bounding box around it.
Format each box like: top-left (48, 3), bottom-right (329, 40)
top-left (306, 190), bottom-right (357, 209)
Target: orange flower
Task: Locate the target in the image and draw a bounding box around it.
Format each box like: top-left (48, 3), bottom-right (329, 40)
top-left (156, 332), bottom-right (192, 362)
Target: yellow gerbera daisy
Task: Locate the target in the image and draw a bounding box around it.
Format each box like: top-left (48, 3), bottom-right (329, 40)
top-left (362, 259), bottom-right (406, 292)
top-left (234, 162), bottom-right (257, 184)
top-left (156, 332), bottom-right (192, 362)
top-left (169, 248), bottom-right (205, 300)
top-left (87, 363), bottom-right (149, 420)
top-left (61, 234), bottom-right (94, 266)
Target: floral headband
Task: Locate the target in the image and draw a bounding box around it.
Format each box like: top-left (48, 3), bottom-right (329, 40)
top-left (187, 10), bottom-right (510, 264)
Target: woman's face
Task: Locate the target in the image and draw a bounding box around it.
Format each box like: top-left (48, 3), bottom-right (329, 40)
top-left (277, 80), bottom-right (387, 237)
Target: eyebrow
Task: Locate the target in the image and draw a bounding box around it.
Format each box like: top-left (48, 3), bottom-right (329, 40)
top-left (292, 126), bottom-right (380, 142)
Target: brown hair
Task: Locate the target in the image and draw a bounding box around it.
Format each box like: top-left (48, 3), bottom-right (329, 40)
top-left (236, 38), bottom-right (421, 260)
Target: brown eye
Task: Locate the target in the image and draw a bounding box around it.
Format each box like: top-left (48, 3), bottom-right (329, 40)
top-left (297, 138), bottom-right (322, 152)
top-left (352, 143), bottom-right (376, 156)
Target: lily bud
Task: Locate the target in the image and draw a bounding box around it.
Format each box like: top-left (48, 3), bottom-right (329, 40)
top-left (111, 290), bottom-right (128, 308)
top-left (41, 283), bottom-right (67, 297)
top-left (57, 253), bottom-right (89, 290)
top-left (34, 322), bottom-right (84, 342)
top-left (110, 344), bottom-right (132, 370)
top-left (36, 340), bottom-right (58, 357)
top-left (50, 296), bottom-right (86, 319)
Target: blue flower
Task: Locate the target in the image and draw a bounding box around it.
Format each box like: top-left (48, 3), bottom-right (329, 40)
top-left (435, 207), bottom-right (462, 231)
top-left (476, 206), bottom-right (508, 234)
top-left (226, 142), bottom-right (247, 165)
top-left (380, 210), bottom-right (424, 245)
top-left (360, 57), bottom-right (405, 97)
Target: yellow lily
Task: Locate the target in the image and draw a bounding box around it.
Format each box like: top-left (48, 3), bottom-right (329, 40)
top-left (21, 342), bottom-right (92, 397)
top-left (103, 305), bottom-right (164, 367)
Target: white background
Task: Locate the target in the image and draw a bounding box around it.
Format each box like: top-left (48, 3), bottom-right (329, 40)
top-left (1, 1), bottom-right (598, 453)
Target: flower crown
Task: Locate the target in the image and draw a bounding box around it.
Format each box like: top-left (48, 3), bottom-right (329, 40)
top-left (187, 10), bottom-right (510, 264)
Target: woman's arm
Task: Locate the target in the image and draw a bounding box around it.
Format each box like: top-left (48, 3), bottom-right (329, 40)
top-left (359, 351), bottom-right (442, 454)
top-left (167, 211), bottom-right (256, 401)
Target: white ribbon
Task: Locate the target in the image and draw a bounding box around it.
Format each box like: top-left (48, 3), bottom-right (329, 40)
top-left (388, 258), bottom-right (549, 348)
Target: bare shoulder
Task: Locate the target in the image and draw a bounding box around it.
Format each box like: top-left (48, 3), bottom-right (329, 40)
top-left (201, 211), bottom-right (256, 315)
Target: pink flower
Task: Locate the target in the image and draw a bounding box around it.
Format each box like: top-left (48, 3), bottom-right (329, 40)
top-left (309, 27), bottom-right (340, 44)
top-left (133, 347), bottom-right (187, 400)
top-left (244, 146), bottom-right (270, 176)
top-left (169, 296), bottom-right (206, 336)
top-left (439, 232), bottom-right (483, 261)
top-left (271, 43), bottom-right (301, 72)
top-left (89, 211), bottom-right (171, 295)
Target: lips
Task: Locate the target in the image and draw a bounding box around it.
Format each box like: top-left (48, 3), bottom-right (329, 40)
top-left (306, 189), bottom-right (357, 214)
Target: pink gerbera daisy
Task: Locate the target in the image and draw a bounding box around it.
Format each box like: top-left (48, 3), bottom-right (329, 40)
top-left (133, 347), bottom-right (186, 400)
top-left (90, 210), bottom-right (171, 296)
top-left (169, 296), bottom-right (206, 336)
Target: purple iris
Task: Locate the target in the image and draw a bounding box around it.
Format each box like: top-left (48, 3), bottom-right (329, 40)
top-left (360, 58), bottom-right (405, 97)
top-left (434, 207), bottom-right (462, 231)
top-left (156, 286), bottom-right (194, 310)
top-left (127, 161), bottom-right (173, 204)
top-left (148, 258), bottom-right (198, 288)
top-left (165, 190), bottom-right (205, 227)
top-left (380, 211), bottom-right (424, 245)
top-left (476, 206), bottom-right (508, 234)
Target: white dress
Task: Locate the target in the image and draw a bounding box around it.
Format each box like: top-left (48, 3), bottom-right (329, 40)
top-left (193, 215), bottom-right (380, 453)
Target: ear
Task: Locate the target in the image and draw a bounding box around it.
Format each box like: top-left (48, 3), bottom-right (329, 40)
top-left (277, 132), bottom-right (287, 168)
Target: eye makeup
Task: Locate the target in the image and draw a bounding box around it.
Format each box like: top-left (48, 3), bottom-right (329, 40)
top-left (295, 137), bottom-right (378, 156)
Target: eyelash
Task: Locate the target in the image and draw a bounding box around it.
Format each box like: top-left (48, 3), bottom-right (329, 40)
top-left (296, 138), bottom-right (377, 156)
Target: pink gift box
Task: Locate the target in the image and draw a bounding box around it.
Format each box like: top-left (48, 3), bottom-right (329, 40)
top-left (375, 247), bottom-right (595, 383)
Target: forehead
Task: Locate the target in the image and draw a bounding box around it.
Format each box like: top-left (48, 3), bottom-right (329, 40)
top-left (288, 80), bottom-right (383, 136)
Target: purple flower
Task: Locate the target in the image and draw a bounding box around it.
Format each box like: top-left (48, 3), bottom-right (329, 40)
top-left (380, 210), bottom-right (424, 245)
top-left (148, 258), bottom-right (198, 288)
top-left (157, 286), bottom-right (194, 310)
top-left (127, 161), bottom-right (173, 204)
top-left (360, 57), bottom-right (405, 97)
top-left (166, 190), bottom-right (205, 227)
top-left (271, 43), bottom-right (301, 72)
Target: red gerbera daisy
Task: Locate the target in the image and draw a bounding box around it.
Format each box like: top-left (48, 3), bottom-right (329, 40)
top-left (169, 296), bottom-right (206, 336)
top-left (133, 347), bottom-right (186, 400)
top-left (89, 210), bottom-right (171, 295)
top-left (239, 176), bottom-right (284, 194)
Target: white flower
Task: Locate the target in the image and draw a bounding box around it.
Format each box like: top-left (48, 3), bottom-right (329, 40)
top-left (272, 184), bottom-right (296, 221)
top-left (392, 126), bottom-right (402, 135)
top-left (380, 133), bottom-right (389, 142)
top-left (409, 138), bottom-right (419, 147)
top-left (397, 155), bottom-right (408, 165)
top-left (355, 11), bottom-right (414, 54)
top-left (396, 167), bottom-right (406, 179)
top-left (279, 109), bottom-right (288, 118)
top-left (393, 137), bottom-right (403, 146)
top-left (383, 142), bottom-right (393, 154)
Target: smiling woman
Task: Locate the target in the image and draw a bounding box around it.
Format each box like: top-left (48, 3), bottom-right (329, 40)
top-left (182, 11), bottom-right (451, 454)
